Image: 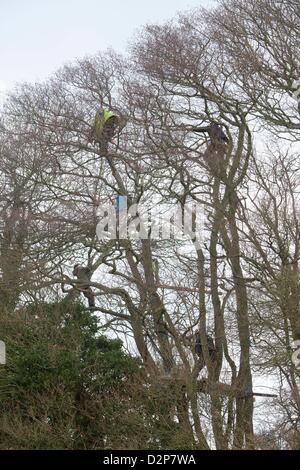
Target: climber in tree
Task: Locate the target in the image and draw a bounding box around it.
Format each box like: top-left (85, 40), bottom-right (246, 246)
top-left (192, 121), bottom-right (229, 178)
top-left (72, 264), bottom-right (95, 309)
top-left (195, 330), bottom-right (217, 370)
top-left (90, 108), bottom-right (120, 151)
top-left (192, 121), bottom-right (229, 145)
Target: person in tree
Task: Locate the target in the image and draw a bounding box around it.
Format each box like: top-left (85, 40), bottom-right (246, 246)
top-left (72, 264), bottom-right (95, 309)
top-left (195, 330), bottom-right (217, 370)
top-left (192, 121), bottom-right (229, 145)
top-left (90, 108), bottom-right (120, 152)
top-left (192, 121), bottom-right (229, 178)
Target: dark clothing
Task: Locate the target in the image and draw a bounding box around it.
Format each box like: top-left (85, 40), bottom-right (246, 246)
top-left (102, 116), bottom-right (119, 141)
top-left (193, 122), bottom-right (229, 144)
top-left (195, 333), bottom-right (217, 362)
top-left (73, 265), bottom-right (95, 309)
top-left (209, 123), bottom-right (229, 143)
top-left (82, 288), bottom-right (95, 308)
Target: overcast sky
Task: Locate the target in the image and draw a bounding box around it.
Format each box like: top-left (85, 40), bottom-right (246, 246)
top-left (0, 0), bottom-right (214, 92)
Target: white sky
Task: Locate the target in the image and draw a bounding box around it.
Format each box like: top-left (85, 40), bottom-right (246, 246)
top-left (0, 0), bottom-right (214, 92)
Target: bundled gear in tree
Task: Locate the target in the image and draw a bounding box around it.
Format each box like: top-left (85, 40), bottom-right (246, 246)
top-left (73, 264), bottom-right (95, 309)
top-left (90, 108), bottom-right (120, 151)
